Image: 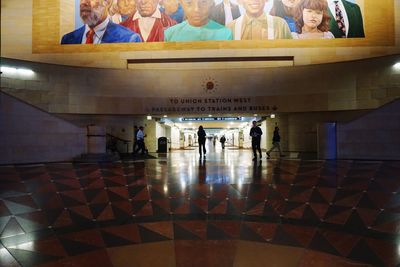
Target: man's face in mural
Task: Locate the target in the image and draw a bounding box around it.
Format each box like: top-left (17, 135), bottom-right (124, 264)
top-left (161, 0), bottom-right (179, 14)
top-left (240, 0), bottom-right (266, 17)
top-left (117, 0), bottom-right (136, 16)
top-left (136, 0), bottom-right (159, 17)
top-left (180, 0), bottom-right (213, 27)
top-left (80, 0), bottom-right (111, 27)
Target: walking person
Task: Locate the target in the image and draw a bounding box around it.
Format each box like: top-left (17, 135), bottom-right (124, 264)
top-left (197, 126), bottom-right (207, 157)
top-left (266, 126), bottom-right (283, 159)
top-left (220, 135), bottom-right (226, 149)
top-left (132, 125), bottom-right (139, 154)
top-left (134, 126), bottom-right (146, 155)
top-left (250, 121), bottom-right (263, 161)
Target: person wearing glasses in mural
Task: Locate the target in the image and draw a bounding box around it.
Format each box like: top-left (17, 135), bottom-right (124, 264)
top-left (227, 0), bottom-right (292, 40)
top-left (209, 0), bottom-right (241, 26)
top-left (121, 0), bottom-right (177, 41)
top-left (110, 0), bottom-right (137, 23)
top-left (159, 0), bottom-right (185, 23)
top-left (291, 0), bottom-right (335, 39)
top-left (326, 0), bottom-right (364, 38)
top-left (164, 0), bottom-right (233, 41)
top-left (269, 0), bottom-right (301, 32)
top-left (61, 0), bottom-right (142, 44)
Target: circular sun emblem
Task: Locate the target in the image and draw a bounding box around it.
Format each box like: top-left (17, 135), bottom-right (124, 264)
top-left (202, 77), bottom-right (219, 94)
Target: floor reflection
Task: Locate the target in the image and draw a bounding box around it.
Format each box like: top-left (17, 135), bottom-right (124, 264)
top-left (0, 148), bottom-right (399, 267)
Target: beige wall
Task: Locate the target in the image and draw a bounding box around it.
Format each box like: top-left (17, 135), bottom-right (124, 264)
top-left (1, 0), bottom-right (399, 68)
top-left (1, 55), bottom-right (399, 117)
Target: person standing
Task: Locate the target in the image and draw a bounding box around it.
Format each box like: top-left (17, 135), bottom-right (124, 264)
top-left (134, 126), bottom-right (146, 154)
top-left (250, 121), bottom-right (263, 161)
top-left (132, 125), bottom-right (139, 154)
top-left (197, 126), bottom-right (207, 157)
top-left (220, 135), bottom-right (226, 149)
top-left (266, 126), bottom-right (283, 159)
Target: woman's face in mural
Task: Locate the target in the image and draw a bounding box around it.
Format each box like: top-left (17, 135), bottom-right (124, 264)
top-left (180, 0), bottom-right (212, 27)
top-left (302, 8), bottom-right (323, 30)
top-left (80, 0), bottom-right (110, 27)
top-left (281, 0), bottom-right (300, 8)
top-left (117, 0), bottom-right (136, 16)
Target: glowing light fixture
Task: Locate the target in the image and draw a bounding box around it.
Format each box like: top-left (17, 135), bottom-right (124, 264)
top-left (270, 114), bottom-right (276, 119)
top-left (394, 62), bottom-right (400, 70)
top-left (208, 114), bottom-right (212, 117)
top-left (147, 115), bottom-right (152, 120)
top-left (1, 66), bottom-right (35, 76)
top-left (17, 68), bottom-right (34, 76)
top-left (1, 66), bottom-right (17, 74)
top-left (163, 115), bottom-right (168, 118)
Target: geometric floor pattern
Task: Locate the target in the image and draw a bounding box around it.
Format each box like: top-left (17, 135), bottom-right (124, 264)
top-left (0, 149), bottom-right (399, 266)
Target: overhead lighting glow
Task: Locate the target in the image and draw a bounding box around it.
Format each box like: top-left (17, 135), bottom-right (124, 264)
top-left (1, 66), bottom-right (17, 75)
top-left (163, 115), bottom-right (168, 118)
top-left (17, 68), bottom-right (34, 76)
top-left (394, 62), bottom-right (400, 70)
top-left (270, 114), bottom-right (276, 119)
top-left (147, 115), bottom-right (152, 120)
top-left (208, 114), bottom-right (212, 117)
top-left (1, 66), bottom-right (35, 76)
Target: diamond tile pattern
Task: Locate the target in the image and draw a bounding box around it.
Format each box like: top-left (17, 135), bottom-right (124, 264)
top-left (0, 159), bottom-right (399, 266)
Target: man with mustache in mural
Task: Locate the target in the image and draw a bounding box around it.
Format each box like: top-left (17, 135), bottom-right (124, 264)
top-left (227, 0), bottom-right (293, 40)
top-left (120, 0), bottom-right (177, 42)
top-left (61, 0), bottom-right (142, 44)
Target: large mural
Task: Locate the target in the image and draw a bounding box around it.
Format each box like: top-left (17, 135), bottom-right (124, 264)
top-left (61, 0), bottom-right (365, 44)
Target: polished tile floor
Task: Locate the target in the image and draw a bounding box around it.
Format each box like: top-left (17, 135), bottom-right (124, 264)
top-left (0, 144), bottom-right (399, 267)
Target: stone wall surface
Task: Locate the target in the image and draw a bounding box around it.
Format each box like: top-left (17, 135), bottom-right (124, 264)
top-left (1, 55), bottom-right (399, 116)
top-left (0, 92), bottom-right (86, 164)
top-left (337, 99), bottom-right (400, 160)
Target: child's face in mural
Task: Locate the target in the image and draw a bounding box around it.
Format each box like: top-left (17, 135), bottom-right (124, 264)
top-left (117, 0), bottom-right (136, 16)
top-left (240, 0), bottom-right (266, 18)
top-left (302, 8), bottom-right (323, 30)
top-left (136, 0), bottom-right (159, 17)
top-left (180, 0), bottom-right (212, 27)
top-left (281, 0), bottom-right (300, 8)
top-left (80, 0), bottom-right (110, 27)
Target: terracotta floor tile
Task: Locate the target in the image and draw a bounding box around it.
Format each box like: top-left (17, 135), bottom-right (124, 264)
top-left (107, 241), bottom-right (176, 267)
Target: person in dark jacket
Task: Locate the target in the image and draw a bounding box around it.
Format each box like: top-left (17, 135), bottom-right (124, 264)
top-left (220, 135), bottom-right (226, 149)
top-left (197, 126), bottom-right (207, 157)
top-left (250, 121), bottom-right (263, 161)
top-left (266, 126), bottom-right (283, 159)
